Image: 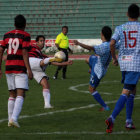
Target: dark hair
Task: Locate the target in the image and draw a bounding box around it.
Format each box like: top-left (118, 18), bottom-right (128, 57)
top-left (14, 15), bottom-right (26, 29)
top-left (128, 4), bottom-right (139, 19)
top-left (102, 26), bottom-right (112, 41)
top-left (62, 26), bottom-right (68, 30)
top-left (36, 35), bottom-right (45, 42)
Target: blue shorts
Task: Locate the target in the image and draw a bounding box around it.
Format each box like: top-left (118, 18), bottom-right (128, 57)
top-left (122, 71), bottom-right (140, 90)
top-left (89, 55), bottom-right (100, 88)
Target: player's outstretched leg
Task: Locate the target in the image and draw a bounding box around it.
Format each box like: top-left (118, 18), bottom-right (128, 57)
top-left (91, 91), bottom-right (110, 111)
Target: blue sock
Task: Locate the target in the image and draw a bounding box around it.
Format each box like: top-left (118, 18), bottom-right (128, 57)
top-left (112, 94), bottom-right (127, 119)
top-left (126, 94), bottom-right (135, 123)
top-left (92, 91), bottom-right (107, 108)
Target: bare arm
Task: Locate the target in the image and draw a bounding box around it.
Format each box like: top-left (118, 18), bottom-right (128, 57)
top-left (22, 49), bottom-right (33, 80)
top-left (51, 60), bottom-right (73, 66)
top-left (73, 40), bottom-right (94, 51)
top-left (0, 47), bottom-right (4, 79)
top-left (110, 39), bottom-right (118, 66)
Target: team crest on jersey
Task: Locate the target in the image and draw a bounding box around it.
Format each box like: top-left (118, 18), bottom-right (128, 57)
top-left (121, 55), bottom-right (133, 61)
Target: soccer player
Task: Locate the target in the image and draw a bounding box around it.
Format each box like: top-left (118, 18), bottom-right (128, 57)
top-left (105, 4), bottom-right (140, 133)
top-left (28, 35), bottom-right (73, 108)
top-left (73, 26), bottom-right (112, 111)
top-left (0, 15), bottom-right (33, 127)
top-left (53, 26), bottom-right (73, 79)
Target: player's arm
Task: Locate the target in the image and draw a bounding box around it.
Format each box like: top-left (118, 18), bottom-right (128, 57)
top-left (0, 47), bottom-right (4, 79)
top-left (73, 40), bottom-right (94, 51)
top-left (110, 39), bottom-right (118, 66)
top-left (51, 60), bottom-right (73, 66)
top-left (22, 49), bottom-right (33, 80)
top-left (55, 35), bottom-right (61, 50)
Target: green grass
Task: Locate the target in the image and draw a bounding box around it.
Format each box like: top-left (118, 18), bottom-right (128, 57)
top-left (0, 60), bottom-right (140, 139)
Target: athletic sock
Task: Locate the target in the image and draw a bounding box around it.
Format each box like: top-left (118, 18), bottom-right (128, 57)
top-left (43, 58), bottom-right (50, 65)
top-left (112, 94), bottom-right (127, 120)
top-left (8, 97), bottom-right (15, 121)
top-left (126, 94), bottom-right (135, 123)
top-left (11, 96), bottom-right (24, 122)
top-left (92, 91), bottom-right (107, 108)
top-left (43, 89), bottom-right (51, 106)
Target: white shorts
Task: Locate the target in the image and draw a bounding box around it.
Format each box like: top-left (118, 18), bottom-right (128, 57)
top-left (29, 57), bottom-right (48, 83)
top-left (6, 73), bottom-right (28, 90)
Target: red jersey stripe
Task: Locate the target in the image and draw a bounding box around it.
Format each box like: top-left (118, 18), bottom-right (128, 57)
top-left (1, 29), bottom-right (31, 74)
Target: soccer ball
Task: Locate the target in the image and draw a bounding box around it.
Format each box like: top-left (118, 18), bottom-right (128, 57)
top-left (54, 51), bottom-right (66, 62)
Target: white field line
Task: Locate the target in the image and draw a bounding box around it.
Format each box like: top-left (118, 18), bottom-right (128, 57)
top-left (69, 81), bottom-right (120, 95)
top-left (22, 130), bottom-right (140, 135)
top-left (0, 100), bottom-right (116, 123)
top-left (0, 97), bottom-right (140, 124)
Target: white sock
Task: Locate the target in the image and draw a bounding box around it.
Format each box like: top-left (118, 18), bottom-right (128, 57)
top-left (11, 96), bottom-right (24, 122)
top-left (8, 97), bottom-right (15, 121)
top-left (43, 89), bottom-right (51, 106)
top-left (43, 58), bottom-right (50, 65)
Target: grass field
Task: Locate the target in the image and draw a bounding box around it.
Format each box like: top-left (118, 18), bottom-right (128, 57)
top-left (0, 60), bottom-right (140, 139)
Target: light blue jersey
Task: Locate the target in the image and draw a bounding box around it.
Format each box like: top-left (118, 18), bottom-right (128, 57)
top-left (93, 41), bottom-right (111, 79)
top-left (112, 21), bottom-right (140, 72)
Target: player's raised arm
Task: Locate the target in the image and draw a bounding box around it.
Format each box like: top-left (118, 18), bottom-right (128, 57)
top-left (73, 40), bottom-right (94, 51)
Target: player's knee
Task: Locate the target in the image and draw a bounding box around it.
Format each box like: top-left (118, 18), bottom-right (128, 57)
top-left (40, 78), bottom-right (49, 89)
top-left (122, 84), bottom-right (136, 96)
top-left (122, 89), bottom-right (130, 96)
top-left (9, 90), bottom-right (17, 98)
top-left (89, 85), bottom-right (96, 93)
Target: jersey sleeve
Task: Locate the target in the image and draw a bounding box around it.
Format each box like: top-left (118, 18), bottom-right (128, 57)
top-left (94, 44), bottom-right (106, 56)
top-left (22, 35), bottom-right (31, 50)
top-left (112, 26), bottom-right (120, 42)
top-left (55, 34), bottom-right (61, 44)
top-left (115, 41), bottom-right (120, 50)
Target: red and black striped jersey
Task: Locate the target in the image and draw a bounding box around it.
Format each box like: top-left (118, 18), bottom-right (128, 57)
top-left (1, 29), bottom-right (31, 74)
top-left (28, 44), bottom-right (48, 59)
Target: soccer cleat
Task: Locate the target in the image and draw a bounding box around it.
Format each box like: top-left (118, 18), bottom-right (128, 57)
top-left (99, 106), bottom-right (110, 111)
top-left (49, 57), bottom-right (63, 63)
top-left (125, 122), bottom-right (135, 130)
top-left (9, 119), bottom-right (20, 128)
top-left (44, 104), bottom-right (53, 109)
top-left (105, 117), bottom-right (114, 133)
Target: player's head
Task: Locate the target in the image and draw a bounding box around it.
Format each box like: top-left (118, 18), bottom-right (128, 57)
top-left (128, 4), bottom-right (139, 19)
top-left (36, 35), bottom-right (45, 49)
top-left (62, 26), bottom-right (68, 35)
top-left (14, 15), bottom-right (26, 29)
top-left (101, 26), bottom-right (112, 41)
